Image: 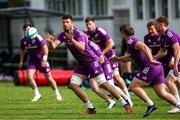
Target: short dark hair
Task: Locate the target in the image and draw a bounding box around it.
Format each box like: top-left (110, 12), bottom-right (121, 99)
top-left (119, 25), bottom-right (134, 36)
top-left (155, 16), bottom-right (169, 26)
top-left (62, 15), bottom-right (73, 21)
top-left (23, 24), bottom-right (32, 29)
top-left (147, 20), bottom-right (156, 28)
top-left (85, 17), bottom-right (95, 23)
top-left (119, 24), bottom-right (129, 32)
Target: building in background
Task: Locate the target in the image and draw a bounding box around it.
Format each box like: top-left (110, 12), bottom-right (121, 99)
top-left (0, 0), bottom-right (180, 69)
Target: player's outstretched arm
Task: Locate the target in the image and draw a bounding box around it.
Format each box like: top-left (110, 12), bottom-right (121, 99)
top-left (172, 43), bottom-right (180, 76)
top-left (102, 39), bottom-right (114, 55)
top-left (110, 54), bottom-right (132, 62)
top-left (44, 33), bottom-right (61, 49)
top-left (41, 44), bottom-right (49, 67)
top-left (135, 41), bottom-right (160, 65)
top-left (65, 30), bottom-right (85, 52)
top-left (155, 48), bottom-right (167, 59)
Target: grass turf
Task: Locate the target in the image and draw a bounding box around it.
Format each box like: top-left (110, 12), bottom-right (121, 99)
top-left (0, 82), bottom-right (180, 120)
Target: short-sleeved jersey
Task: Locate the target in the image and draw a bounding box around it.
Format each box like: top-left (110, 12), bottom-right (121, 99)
top-left (144, 33), bottom-right (161, 55)
top-left (160, 29), bottom-right (180, 65)
top-left (20, 34), bottom-right (46, 62)
top-left (57, 27), bottom-right (98, 65)
top-left (127, 36), bottom-right (153, 70)
top-left (86, 27), bottom-right (116, 58)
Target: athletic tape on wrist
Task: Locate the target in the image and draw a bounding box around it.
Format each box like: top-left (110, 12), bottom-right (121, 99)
top-left (42, 55), bottom-right (48, 61)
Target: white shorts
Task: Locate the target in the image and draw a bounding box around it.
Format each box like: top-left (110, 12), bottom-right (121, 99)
top-left (168, 69), bottom-right (180, 81)
top-left (94, 73), bottom-right (106, 85)
top-left (107, 79), bottom-right (114, 86)
top-left (70, 75), bottom-right (83, 85)
top-left (113, 68), bottom-right (120, 76)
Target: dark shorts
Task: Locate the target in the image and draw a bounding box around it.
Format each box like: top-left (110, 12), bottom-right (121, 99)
top-left (105, 54), bottom-right (119, 70)
top-left (74, 60), bottom-right (103, 78)
top-left (28, 61), bottom-right (51, 73)
top-left (110, 61), bottom-right (119, 70)
top-left (162, 64), bottom-right (171, 77)
top-left (135, 64), bottom-right (165, 86)
top-left (102, 61), bottom-right (113, 80)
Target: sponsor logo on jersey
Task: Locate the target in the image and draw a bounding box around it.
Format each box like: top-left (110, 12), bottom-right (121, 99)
top-left (128, 39), bottom-right (133, 44)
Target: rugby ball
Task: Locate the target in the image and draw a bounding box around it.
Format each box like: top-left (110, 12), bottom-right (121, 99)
top-left (26, 27), bottom-right (38, 40)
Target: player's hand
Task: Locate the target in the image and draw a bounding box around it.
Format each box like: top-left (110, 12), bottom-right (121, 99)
top-left (18, 62), bottom-right (23, 69)
top-left (99, 55), bottom-right (105, 64)
top-left (41, 60), bottom-right (47, 67)
top-left (150, 59), bottom-right (161, 65)
top-left (109, 56), bottom-right (119, 62)
top-left (173, 65), bottom-right (179, 77)
top-left (44, 33), bottom-right (54, 42)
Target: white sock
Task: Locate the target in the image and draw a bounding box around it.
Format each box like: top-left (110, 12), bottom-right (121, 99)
top-left (119, 97), bottom-right (127, 106)
top-left (176, 101), bottom-right (180, 109)
top-left (123, 88), bottom-right (130, 97)
top-left (33, 87), bottom-right (40, 96)
top-left (55, 88), bottom-right (60, 96)
top-left (147, 99), bottom-right (154, 106)
top-left (175, 94), bottom-right (180, 102)
top-left (85, 101), bottom-right (94, 109)
top-left (127, 97), bottom-right (133, 107)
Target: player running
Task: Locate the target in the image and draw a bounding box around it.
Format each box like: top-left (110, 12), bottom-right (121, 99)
top-left (85, 17), bottom-right (132, 107)
top-left (111, 25), bottom-right (180, 117)
top-left (88, 40), bottom-right (116, 109)
top-left (18, 24), bottom-right (62, 102)
top-left (155, 16), bottom-right (180, 113)
top-left (45, 15), bottom-right (132, 114)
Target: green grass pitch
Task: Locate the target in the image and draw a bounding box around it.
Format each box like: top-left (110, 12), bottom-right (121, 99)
top-left (0, 82), bottom-right (180, 119)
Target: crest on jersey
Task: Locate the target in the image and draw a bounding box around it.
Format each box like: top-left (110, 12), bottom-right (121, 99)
top-left (128, 39), bottom-right (133, 44)
top-left (167, 31), bottom-right (173, 38)
top-left (142, 76), bottom-right (147, 80)
top-left (63, 36), bottom-right (67, 39)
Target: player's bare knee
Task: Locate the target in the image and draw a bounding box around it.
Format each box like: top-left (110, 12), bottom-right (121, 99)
top-left (165, 79), bottom-right (172, 85)
top-left (129, 85), bottom-right (133, 91)
top-left (48, 78), bottom-right (55, 85)
top-left (91, 86), bottom-right (99, 93)
top-left (27, 76), bottom-right (33, 82)
top-left (129, 84), bottom-right (137, 92)
top-left (69, 83), bottom-right (76, 89)
top-left (157, 91), bottom-right (166, 99)
top-left (46, 74), bottom-right (55, 83)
